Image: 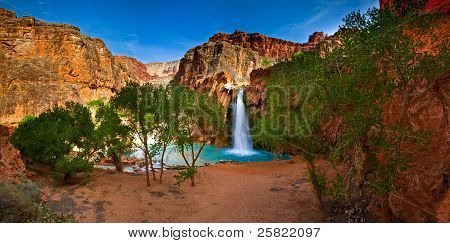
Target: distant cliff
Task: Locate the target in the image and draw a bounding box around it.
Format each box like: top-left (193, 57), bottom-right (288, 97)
top-left (173, 30), bottom-right (327, 107)
top-left (145, 60), bottom-right (180, 85)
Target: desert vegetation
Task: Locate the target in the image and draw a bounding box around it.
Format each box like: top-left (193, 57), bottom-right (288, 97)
top-left (10, 84), bottom-right (226, 187)
top-left (252, 6), bottom-right (448, 221)
top-left (1, 1), bottom-right (447, 223)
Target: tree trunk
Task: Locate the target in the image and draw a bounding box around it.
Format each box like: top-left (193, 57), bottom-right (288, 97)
top-left (143, 148), bottom-right (150, 187)
top-left (149, 157), bottom-right (156, 181)
top-left (306, 161), bottom-right (323, 209)
top-left (159, 143), bottom-right (167, 184)
top-left (112, 152), bottom-right (123, 172)
top-left (189, 142), bottom-right (206, 187)
top-left (380, 193), bottom-right (393, 222)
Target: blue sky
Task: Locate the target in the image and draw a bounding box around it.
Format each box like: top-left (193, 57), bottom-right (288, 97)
top-left (0, 0), bottom-right (378, 62)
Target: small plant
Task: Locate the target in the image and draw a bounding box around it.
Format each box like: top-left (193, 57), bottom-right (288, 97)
top-left (308, 167), bottom-right (328, 207)
top-left (34, 203), bottom-right (75, 223)
top-left (0, 182), bottom-right (36, 222)
top-left (326, 175), bottom-right (346, 204)
top-left (0, 182), bottom-right (75, 222)
top-left (52, 156), bottom-right (93, 183)
top-left (292, 51), bottom-right (303, 59)
top-left (174, 167), bottom-right (197, 187)
top-left (261, 58), bottom-right (272, 68)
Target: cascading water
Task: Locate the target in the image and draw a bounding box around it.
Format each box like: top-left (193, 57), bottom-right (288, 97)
top-left (229, 89), bottom-right (255, 155)
top-left (113, 89), bottom-right (289, 171)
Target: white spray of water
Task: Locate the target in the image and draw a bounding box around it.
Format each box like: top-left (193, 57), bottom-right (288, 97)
top-left (229, 89), bottom-right (255, 155)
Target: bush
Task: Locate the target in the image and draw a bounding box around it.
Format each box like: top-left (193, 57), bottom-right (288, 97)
top-left (174, 167), bottom-right (197, 187)
top-left (0, 182), bottom-right (37, 222)
top-left (326, 175), bottom-right (346, 204)
top-left (0, 182), bottom-right (75, 222)
top-left (34, 203), bottom-right (75, 223)
top-left (308, 168), bottom-right (328, 195)
top-left (52, 156), bottom-right (93, 183)
top-left (10, 102), bottom-right (95, 165)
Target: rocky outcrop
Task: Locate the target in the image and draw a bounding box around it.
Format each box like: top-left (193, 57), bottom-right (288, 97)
top-left (145, 60), bottom-right (179, 85)
top-left (0, 9), bottom-right (150, 125)
top-left (241, 5), bottom-right (449, 222)
top-left (380, 0), bottom-right (450, 14)
top-left (380, 75), bottom-right (449, 222)
top-left (0, 125), bottom-right (25, 183)
top-left (376, 15), bottom-right (449, 222)
top-left (173, 30), bottom-right (327, 108)
top-left (208, 30), bottom-right (308, 61)
top-left (114, 56), bottom-right (153, 83)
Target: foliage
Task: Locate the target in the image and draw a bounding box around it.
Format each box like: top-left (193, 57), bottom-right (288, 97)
top-left (0, 182), bottom-right (74, 223)
top-left (170, 85), bottom-right (226, 166)
top-left (174, 167), bottom-right (197, 187)
top-left (253, 6), bottom-right (449, 207)
top-left (34, 202), bottom-right (75, 223)
top-left (52, 155), bottom-right (93, 183)
top-left (261, 58), bottom-right (272, 68)
top-left (326, 175), bottom-right (345, 203)
top-left (308, 167), bottom-right (328, 196)
top-left (10, 102), bottom-right (95, 165)
top-left (0, 182), bottom-right (36, 222)
top-left (91, 100), bottom-right (133, 171)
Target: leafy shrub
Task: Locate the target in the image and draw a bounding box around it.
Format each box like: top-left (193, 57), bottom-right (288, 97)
top-left (253, 6), bottom-right (448, 214)
top-left (326, 175), bottom-right (346, 203)
top-left (52, 156), bottom-right (93, 183)
top-left (34, 203), bottom-right (75, 223)
top-left (261, 58), bottom-right (272, 67)
top-left (0, 182), bottom-right (74, 222)
top-left (174, 167), bottom-right (197, 187)
top-left (10, 102), bottom-right (95, 165)
top-left (308, 168), bottom-right (328, 195)
top-left (0, 182), bottom-right (36, 222)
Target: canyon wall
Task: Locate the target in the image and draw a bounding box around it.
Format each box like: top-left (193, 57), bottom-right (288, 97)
top-left (173, 30), bottom-right (327, 107)
top-left (0, 125), bottom-right (25, 183)
top-left (145, 60), bottom-right (179, 85)
top-left (246, 4), bottom-right (449, 222)
top-left (0, 8), bottom-right (175, 126)
top-left (380, 0), bottom-right (450, 13)
top-left (378, 14), bottom-right (449, 222)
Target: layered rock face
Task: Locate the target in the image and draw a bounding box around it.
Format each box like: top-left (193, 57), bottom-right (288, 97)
top-left (0, 9), bottom-right (150, 125)
top-left (380, 0), bottom-right (450, 13)
top-left (145, 60), bottom-right (180, 85)
top-left (241, 5), bottom-right (449, 222)
top-left (114, 56), bottom-right (153, 83)
top-left (379, 16), bottom-right (449, 222)
top-left (0, 125), bottom-right (25, 183)
top-left (173, 30), bottom-right (327, 107)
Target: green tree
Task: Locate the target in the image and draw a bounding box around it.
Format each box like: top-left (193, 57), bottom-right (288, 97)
top-left (111, 83), bottom-right (160, 186)
top-left (171, 86), bottom-right (226, 186)
top-left (253, 7), bottom-right (448, 220)
top-left (10, 102), bottom-right (96, 182)
top-left (151, 86), bottom-right (177, 184)
top-left (89, 100), bottom-right (133, 172)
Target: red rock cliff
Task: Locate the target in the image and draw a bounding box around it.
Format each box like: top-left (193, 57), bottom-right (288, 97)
top-left (173, 30), bottom-right (327, 108)
top-left (0, 9), bottom-right (150, 125)
top-left (380, 0), bottom-right (450, 13)
top-left (0, 125), bottom-right (25, 183)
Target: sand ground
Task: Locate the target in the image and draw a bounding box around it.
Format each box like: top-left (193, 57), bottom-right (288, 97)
top-left (42, 157), bottom-right (327, 223)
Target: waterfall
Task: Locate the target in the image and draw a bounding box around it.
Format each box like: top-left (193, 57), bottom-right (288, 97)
top-left (230, 89), bottom-right (255, 155)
